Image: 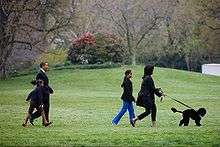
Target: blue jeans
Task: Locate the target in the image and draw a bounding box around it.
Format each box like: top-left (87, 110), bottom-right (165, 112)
top-left (112, 101), bottom-right (135, 125)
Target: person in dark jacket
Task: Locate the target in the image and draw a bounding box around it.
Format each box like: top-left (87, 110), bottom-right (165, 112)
top-left (22, 80), bottom-right (52, 127)
top-left (30, 62), bottom-right (54, 125)
top-left (134, 65), bottom-right (163, 127)
top-left (112, 70), bottom-right (136, 127)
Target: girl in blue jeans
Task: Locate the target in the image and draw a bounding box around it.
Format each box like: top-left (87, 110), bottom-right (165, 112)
top-left (112, 70), bottom-right (135, 127)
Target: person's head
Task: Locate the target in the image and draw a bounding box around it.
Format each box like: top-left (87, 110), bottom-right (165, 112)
top-left (40, 62), bottom-right (49, 72)
top-left (121, 70), bottom-right (132, 87)
top-left (125, 69), bottom-right (132, 79)
top-left (143, 65), bottom-right (154, 77)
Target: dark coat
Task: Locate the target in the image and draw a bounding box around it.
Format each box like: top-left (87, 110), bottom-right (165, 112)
top-left (26, 86), bottom-right (43, 105)
top-left (36, 70), bottom-right (53, 102)
top-left (121, 77), bottom-right (135, 102)
top-left (136, 75), bottom-right (162, 108)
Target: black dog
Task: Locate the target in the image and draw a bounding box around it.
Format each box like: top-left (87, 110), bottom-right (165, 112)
top-left (171, 107), bottom-right (206, 126)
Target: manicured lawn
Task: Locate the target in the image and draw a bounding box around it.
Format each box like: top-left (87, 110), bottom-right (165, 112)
top-left (0, 66), bottom-right (220, 146)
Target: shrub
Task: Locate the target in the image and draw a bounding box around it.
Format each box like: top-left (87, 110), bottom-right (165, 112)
top-left (68, 32), bottom-right (125, 64)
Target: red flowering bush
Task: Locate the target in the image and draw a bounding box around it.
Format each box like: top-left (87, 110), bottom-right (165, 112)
top-left (68, 32), bottom-right (125, 64)
top-left (72, 32), bottom-right (96, 46)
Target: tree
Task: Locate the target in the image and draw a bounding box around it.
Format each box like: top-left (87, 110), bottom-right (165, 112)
top-left (0, 0), bottom-right (75, 79)
top-left (93, 0), bottom-right (171, 65)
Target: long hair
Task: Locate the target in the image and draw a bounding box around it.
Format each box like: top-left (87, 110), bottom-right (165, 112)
top-left (121, 69), bottom-right (132, 87)
top-left (142, 65), bottom-right (154, 79)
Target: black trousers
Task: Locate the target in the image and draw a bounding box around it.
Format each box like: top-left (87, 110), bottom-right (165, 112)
top-left (137, 103), bottom-right (157, 121)
top-left (31, 97), bottom-right (50, 122)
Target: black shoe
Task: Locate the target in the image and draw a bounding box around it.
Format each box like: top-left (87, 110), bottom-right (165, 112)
top-left (130, 120), bottom-right (135, 127)
top-left (44, 121), bottom-right (52, 127)
top-left (29, 117), bottom-right (34, 126)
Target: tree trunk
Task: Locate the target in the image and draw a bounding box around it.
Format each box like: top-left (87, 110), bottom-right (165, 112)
top-left (132, 52), bottom-right (136, 66)
top-left (0, 8), bottom-right (9, 80)
top-left (0, 61), bottom-right (7, 80)
top-left (185, 56), bottom-right (190, 71)
top-left (208, 52), bottom-right (213, 63)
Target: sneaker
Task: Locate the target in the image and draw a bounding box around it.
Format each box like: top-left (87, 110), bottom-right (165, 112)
top-left (133, 118), bottom-right (138, 126)
top-left (44, 122), bottom-right (52, 127)
top-left (130, 120), bottom-right (135, 127)
top-left (112, 121), bottom-right (117, 126)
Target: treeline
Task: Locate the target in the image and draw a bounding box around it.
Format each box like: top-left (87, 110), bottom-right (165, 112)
top-left (0, 0), bottom-right (219, 79)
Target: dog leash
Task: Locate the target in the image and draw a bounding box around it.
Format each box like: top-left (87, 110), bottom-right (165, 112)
top-left (163, 94), bottom-right (193, 109)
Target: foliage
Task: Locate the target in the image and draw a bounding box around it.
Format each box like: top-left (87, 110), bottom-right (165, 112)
top-left (36, 48), bottom-right (68, 66)
top-left (68, 32), bottom-right (125, 64)
top-left (9, 63), bottom-right (121, 78)
top-left (0, 0), bottom-right (75, 79)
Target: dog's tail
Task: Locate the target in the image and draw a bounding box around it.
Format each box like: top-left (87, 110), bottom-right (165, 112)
top-left (171, 107), bottom-right (182, 113)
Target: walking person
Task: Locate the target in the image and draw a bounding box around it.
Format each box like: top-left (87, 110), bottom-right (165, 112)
top-left (112, 70), bottom-right (136, 127)
top-left (22, 80), bottom-right (52, 127)
top-left (30, 62), bottom-right (54, 125)
top-left (134, 65), bottom-right (164, 127)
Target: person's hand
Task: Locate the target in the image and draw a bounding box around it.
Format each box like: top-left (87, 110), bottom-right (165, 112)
top-left (162, 92), bottom-right (166, 97)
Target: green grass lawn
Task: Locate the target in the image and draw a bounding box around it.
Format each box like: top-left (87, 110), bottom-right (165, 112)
top-left (0, 66), bottom-right (220, 146)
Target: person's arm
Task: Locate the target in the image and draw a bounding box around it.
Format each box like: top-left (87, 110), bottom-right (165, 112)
top-left (124, 80), bottom-right (134, 101)
top-left (48, 86), bottom-right (54, 94)
top-left (148, 77), bottom-right (162, 97)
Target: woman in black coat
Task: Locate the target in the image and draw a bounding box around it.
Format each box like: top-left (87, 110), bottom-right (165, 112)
top-left (134, 65), bottom-right (163, 127)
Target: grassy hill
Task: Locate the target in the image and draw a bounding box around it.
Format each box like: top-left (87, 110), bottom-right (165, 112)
top-left (0, 66), bottom-right (220, 146)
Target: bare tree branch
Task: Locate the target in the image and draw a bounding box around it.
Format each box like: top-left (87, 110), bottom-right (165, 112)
top-left (8, 40), bottom-right (32, 50)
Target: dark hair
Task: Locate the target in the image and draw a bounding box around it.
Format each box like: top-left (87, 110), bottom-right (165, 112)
top-left (142, 65), bottom-right (154, 79)
top-left (125, 69), bottom-right (132, 76)
top-left (121, 69), bottom-right (132, 87)
top-left (40, 62), bottom-right (48, 68)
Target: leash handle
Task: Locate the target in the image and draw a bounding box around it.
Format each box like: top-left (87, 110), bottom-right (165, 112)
top-left (158, 88), bottom-right (165, 102)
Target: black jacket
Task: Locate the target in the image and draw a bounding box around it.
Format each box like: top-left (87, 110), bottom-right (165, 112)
top-left (36, 70), bottom-right (53, 102)
top-left (26, 86), bottom-right (43, 105)
top-left (121, 77), bottom-right (135, 102)
top-left (136, 75), bottom-right (162, 108)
